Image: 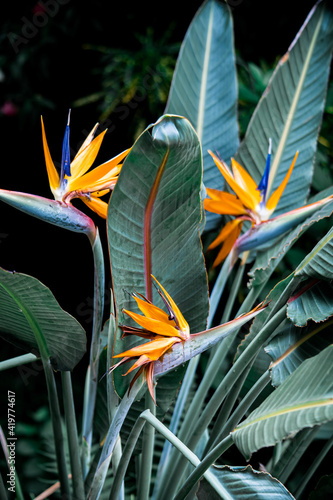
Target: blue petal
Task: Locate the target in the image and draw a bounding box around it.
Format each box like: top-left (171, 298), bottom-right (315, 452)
top-left (61, 110), bottom-right (71, 178)
top-left (257, 139), bottom-right (272, 203)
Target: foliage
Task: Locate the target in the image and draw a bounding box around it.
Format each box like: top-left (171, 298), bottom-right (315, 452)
top-left (1, 1), bottom-right (333, 500)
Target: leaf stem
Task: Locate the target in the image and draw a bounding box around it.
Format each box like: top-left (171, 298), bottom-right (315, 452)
top-left (161, 306), bottom-right (286, 499)
top-left (174, 435), bottom-right (234, 500)
top-left (138, 392), bottom-right (156, 500)
top-left (293, 431), bottom-right (333, 498)
top-left (61, 371), bottom-right (85, 500)
top-left (43, 360), bottom-right (71, 498)
top-left (81, 229), bottom-right (105, 474)
top-left (0, 353), bottom-right (38, 371)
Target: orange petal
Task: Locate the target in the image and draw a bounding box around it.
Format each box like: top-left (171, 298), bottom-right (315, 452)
top-left (204, 191), bottom-right (247, 216)
top-left (80, 195), bottom-right (109, 219)
top-left (151, 276), bottom-right (190, 339)
top-left (212, 219), bottom-right (243, 267)
top-left (69, 129), bottom-right (107, 183)
top-left (123, 309), bottom-right (181, 338)
top-left (208, 219), bottom-right (244, 251)
top-left (209, 151), bottom-right (258, 211)
top-left (231, 158), bottom-right (260, 206)
top-left (133, 295), bottom-right (172, 324)
top-left (266, 151), bottom-right (299, 212)
top-left (114, 337), bottom-right (181, 361)
top-left (74, 123), bottom-right (99, 158)
top-left (41, 116), bottom-right (59, 194)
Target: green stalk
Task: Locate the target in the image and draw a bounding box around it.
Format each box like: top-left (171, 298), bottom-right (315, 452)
top-left (138, 392), bottom-right (156, 500)
top-left (61, 371), bottom-right (85, 500)
top-left (88, 376), bottom-right (145, 500)
top-left (273, 427), bottom-right (319, 484)
top-left (106, 298), bottom-right (124, 500)
top-left (293, 432), bottom-right (333, 498)
top-left (207, 253), bottom-right (234, 327)
top-left (139, 411), bottom-right (234, 500)
top-left (110, 416), bottom-right (147, 500)
top-left (152, 355), bottom-right (200, 499)
top-left (161, 306), bottom-right (286, 500)
top-left (216, 369), bottom-right (271, 443)
top-left (204, 361), bottom-right (252, 454)
top-left (0, 353), bottom-right (38, 371)
top-left (0, 473), bottom-right (7, 500)
top-left (173, 435), bottom-right (234, 500)
top-left (43, 360), bottom-right (71, 498)
top-left (220, 258), bottom-right (246, 324)
top-left (81, 229), bottom-right (105, 474)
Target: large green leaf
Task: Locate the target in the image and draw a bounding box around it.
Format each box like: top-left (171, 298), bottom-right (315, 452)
top-left (0, 268), bottom-right (86, 371)
top-left (165, 0), bottom-right (239, 228)
top-left (107, 114), bottom-right (209, 398)
top-left (287, 280), bottom-right (333, 326)
top-left (196, 465), bottom-right (295, 500)
top-left (294, 224), bottom-right (333, 280)
top-left (232, 345), bottom-right (333, 460)
top-left (235, 1), bottom-right (333, 217)
top-left (265, 319), bottom-right (333, 387)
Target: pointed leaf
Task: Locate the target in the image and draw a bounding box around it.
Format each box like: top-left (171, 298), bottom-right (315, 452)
top-left (265, 319), bottom-right (333, 387)
top-left (107, 114), bottom-right (209, 398)
top-left (0, 268), bottom-right (86, 371)
top-left (196, 465), bottom-right (295, 500)
top-left (235, 2), bottom-right (333, 216)
top-left (232, 345), bottom-right (333, 460)
top-left (287, 280), bottom-right (333, 326)
top-left (165, 0), bottom-right (239, 229)
top-left (295, 224), bottom-right (333, 280)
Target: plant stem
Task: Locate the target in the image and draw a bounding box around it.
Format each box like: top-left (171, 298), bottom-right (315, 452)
top-left (61, 371), bottom-right (85, 500)
top-left (207, 253), bottom-right (234, 327)
top-left (204, 361), bottom-right (252, 454)
top-left (161, 306), bottom-right (286, 500)
top-left (173, 435), bottom-right (234, 500)
top-left (293, 432), bottom-right (333, 498)
top-left (0, 353), bottom-right (38, 371)
top-left (220, 259), bottom-right (245, 324)
top-left (110, 415), bottom-right (147, 500)
top-left (81, 229), bottom-right (105, 475)
top-left (88, 376), bottom-right (145, 500)
top-left (138, 391), bottom-right (156, 500)
top-left (43, 360), bottom-right (71, 498)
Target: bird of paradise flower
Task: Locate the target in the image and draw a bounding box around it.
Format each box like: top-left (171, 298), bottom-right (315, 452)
top-left (204, 141), bottom-right (333, 267)
top-left (109, 275), bottom-right (266, 402)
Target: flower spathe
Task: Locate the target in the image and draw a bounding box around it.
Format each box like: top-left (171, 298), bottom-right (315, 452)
top-left (41, 111), bottom-right (130, 218)
top-left (204, 141), bottom-right (299, 266)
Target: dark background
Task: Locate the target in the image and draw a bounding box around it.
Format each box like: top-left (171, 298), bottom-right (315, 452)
top-left (1, 0), bottom-right (331, 496)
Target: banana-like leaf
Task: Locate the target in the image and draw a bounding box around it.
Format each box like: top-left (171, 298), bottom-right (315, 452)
top-left (232, 345), bottom-right (333, 460)
top-left (107, 114), bottom-right (209, 397)
top-left (0, 268), bottom-right (86, 371)
top-left (235, 1), bottom-right (333, 217)
top-left (196, 465), bottom-right (295, 500)
top-left (165, 0), bottom-right (239, 229)
top-left (295, 224), bottom-right (333, 280)
top-left (265, 319), bottom-right (333, 387)
top-left (287, 279), bottom-right (333, 326)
